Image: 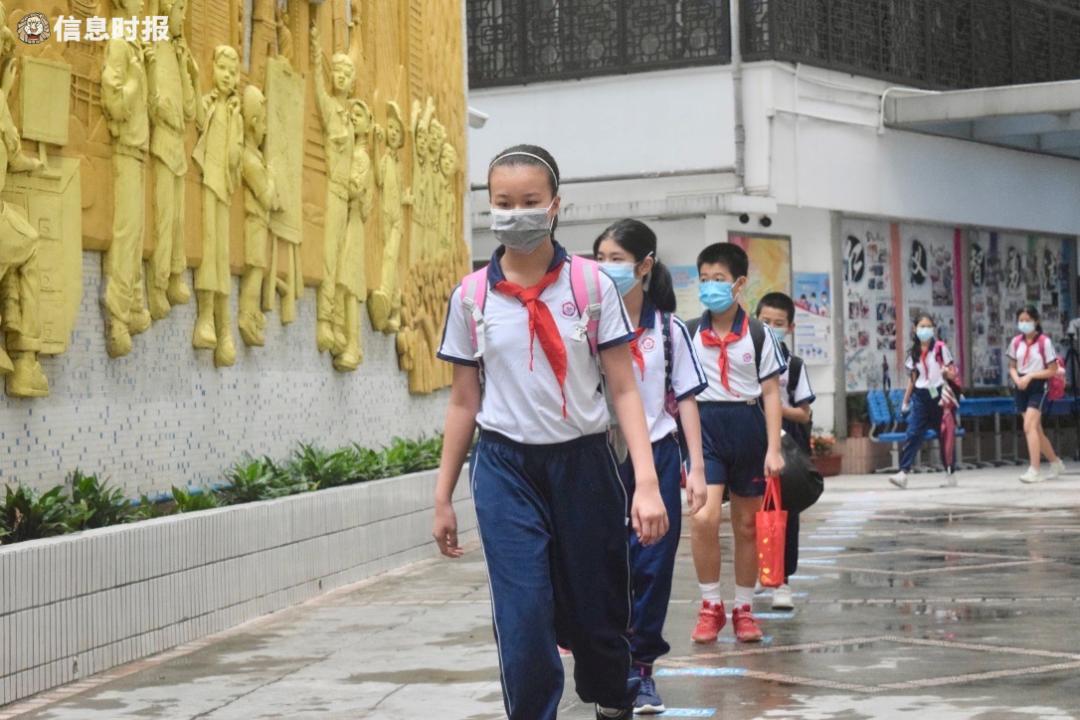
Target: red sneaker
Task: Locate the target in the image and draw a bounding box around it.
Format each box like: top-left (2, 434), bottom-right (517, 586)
top-left (732, 604), bottom-right (763, 643)
top-left (691, 600), bottom-right (727, 643)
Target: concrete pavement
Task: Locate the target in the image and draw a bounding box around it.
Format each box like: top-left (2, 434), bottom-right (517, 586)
top-left (5, 466), bottom-right (1080, 719)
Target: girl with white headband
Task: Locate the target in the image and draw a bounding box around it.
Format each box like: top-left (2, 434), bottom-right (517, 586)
top-left (432, 143), bottom-right (668, 720)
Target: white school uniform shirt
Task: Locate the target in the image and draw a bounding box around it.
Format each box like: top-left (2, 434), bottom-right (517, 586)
top-left (904, 341), bottom-right (954, 389)
top-left (1008, 334), bottom-right (1057, 376)
top-left (693, 307), bottom-right (787, 402)
top-left (437, 243), bottom-right (634, 444)
top-left (778, 343), bottom-right (815, 409)
top-left (631, 301), bottom-right (708, 442)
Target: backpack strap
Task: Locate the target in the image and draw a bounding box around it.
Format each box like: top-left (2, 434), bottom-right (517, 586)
top-left (748, 317), bottom-right (766, 376)
top-left (1037, 334), bottom-right (1052, 368)
top-left (570, 255), bottom-right (602, 355)
top-left (788, 355), bottom-right (804, 406)
top-left (459, 267), bottom-right (489, 359)
top-left (661, 311), bottom-right (674, 396)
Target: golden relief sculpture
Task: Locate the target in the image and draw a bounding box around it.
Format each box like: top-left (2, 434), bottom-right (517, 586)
top-left (101, 0), bottom-right (153, 358)
top-left (239, 83), bottom-right (278, 347)
top-left (368, 98), bottom-right (406, 335)
top-left (2, 0), bottom-right (466, 396)
top-left (309, 23), bottom-right (357, 368)
top-left (191, 45), bottom-right (242, 367)
top-left (0, 8), bottom-right (46, 397)
top-left (146, 0), bottom-right (197, 321)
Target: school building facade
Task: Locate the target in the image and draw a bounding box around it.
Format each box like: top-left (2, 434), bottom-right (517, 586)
top-left (464, 0), bottom-right (1080, 436)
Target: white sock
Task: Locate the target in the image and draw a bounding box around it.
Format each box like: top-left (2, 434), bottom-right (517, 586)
top-left (699, 581), bottom-right (722, 604)
top-left (735, 584), bottom-right (755, 608)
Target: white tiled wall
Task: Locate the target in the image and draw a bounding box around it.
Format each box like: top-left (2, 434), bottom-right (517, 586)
top-left (0, 253), bottom-right (448, 496)
top-left (0, 470), bottom-right (476, 707)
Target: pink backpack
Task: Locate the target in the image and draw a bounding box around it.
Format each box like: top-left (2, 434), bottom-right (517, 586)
top-left (1012, 334), bottom-right (1066, 401)
top-left (459, 255), bottom-right (603, 360)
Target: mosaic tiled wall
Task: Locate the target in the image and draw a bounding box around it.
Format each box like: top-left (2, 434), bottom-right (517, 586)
top-left (0, 253), bottom-right (448, 496)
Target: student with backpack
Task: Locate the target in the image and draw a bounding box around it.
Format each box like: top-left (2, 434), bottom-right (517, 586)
top-left (432, 145), bottom-right (668, 720)
top-left (687, 243), bottom-right (786, 645)
top-left (594, 219), bottom-right (708, 714)
top-left (756, 292), bottom-right (814, 610)
top-left (889, 312), bottom-right (960, 489)
top-left (1009, 306), bottom-right (1067, 484)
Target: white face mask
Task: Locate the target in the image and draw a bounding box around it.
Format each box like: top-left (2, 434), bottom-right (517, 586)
top-left (490, 202), bottom-right (555, 255)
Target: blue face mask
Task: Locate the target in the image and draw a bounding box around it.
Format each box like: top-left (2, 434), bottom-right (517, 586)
top-left (916, 327), bottom-right (936, 342)
top-left (769, 326), bottom-right (787, 345)
top-left (599, 262), bottom-right (639, 297)
top-left (699, 280), bottom-right (735, 313)
top-left (1018, 321), bottom-right (1036, 335)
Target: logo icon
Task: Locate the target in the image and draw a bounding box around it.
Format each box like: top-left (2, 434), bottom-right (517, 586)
top-left (742, 352), bottom-right (753, 363)
top-left (561, 301), bottom-right (577, 318)
top-left (641, 337), bottom-right (656, 352)
top-left (18, 12), bottom-right (50, 44)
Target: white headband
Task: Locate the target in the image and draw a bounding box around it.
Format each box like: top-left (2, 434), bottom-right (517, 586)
top-left (489, 151), bottom-right (559, 189)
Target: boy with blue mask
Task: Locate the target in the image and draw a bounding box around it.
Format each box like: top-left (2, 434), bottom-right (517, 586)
top-left (686, 243), bottom-right (786, 644)
top-left (756, 292), bottom-right (815, 610)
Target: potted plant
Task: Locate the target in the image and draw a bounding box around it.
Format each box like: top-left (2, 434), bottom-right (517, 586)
top-left (810, 430), bottom-right (842, 477)
top-left (846, 393), bottom-right (869, 438)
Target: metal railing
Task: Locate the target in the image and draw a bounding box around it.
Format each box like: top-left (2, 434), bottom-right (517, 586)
top-left (467, 0), bottom-right (732, 88)
top-left (741, 0), bottom-right (1080, 89)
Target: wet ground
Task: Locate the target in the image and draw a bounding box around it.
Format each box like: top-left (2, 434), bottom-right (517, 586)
top-left (4, 466), bottom-right (1080, 719)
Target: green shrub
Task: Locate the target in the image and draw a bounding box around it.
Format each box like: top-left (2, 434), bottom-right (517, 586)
top-left (171, 486), bottom-right (220, 513)
top-left (69, 470), bottom-right (132, 529)
top-left (288, 444), bottom-right (355, 490)
top-left (0, 433), bottom-right (443, 545)
top-left (132, 493), bottom-right (173, 521)
top-left (0, 485), bottom-right (87, 543)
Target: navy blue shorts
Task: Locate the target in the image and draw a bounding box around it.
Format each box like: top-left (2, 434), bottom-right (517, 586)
top-left (699, 401), bottom-right (767, 498)
top-left (1015, 379), bottom-right (1048, 413)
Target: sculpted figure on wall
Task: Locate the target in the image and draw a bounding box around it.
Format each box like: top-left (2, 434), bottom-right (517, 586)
top-left (435, 141), bottom-right (458, 256)
top-left (101, 0), bottom-right (153, 358)
top-left (407, 97), bottom-right (431, 266)
top-left (239, 84), bottom-right (279, 347)
top-left (331, 98), bottom-right (374, 371)
top-left (309, 26), bottom-right (356, 362)
top-left (369, 99), bottom-right (408, 335)
top-left (146, 0), bottom-right (198, 321)
top-left (0, 20), bottom-right (48, 397)
top-left (424, 115), bottom-right (445, 258)
top-left (192, 45), bottom-right (242, 367)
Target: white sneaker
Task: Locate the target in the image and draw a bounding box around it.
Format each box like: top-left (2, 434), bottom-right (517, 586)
top-left (1019, 467), bottom-right (1044, 484)
top-left (888, 471), bottom-right (908, 489)
top-left (1048, 459), bottom-right (1066, 479)
top-left (772, 584), bottom-right (794, 610)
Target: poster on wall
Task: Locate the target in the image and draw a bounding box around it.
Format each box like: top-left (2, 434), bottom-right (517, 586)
top-left (670, 264), bottom-right (701, 321)
top-left (900, 224), bottom-right (961, 353)
top-left (969, 232), bottom-right (1073, 386)
top-left (728, 233), bottom-right (792, 319)
top-left (841, 218), bottom-right (898, 391)
top-left (792, 272), bottom-right (832, 365)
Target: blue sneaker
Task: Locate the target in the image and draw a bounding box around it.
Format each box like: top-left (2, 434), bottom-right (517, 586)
top-left (633, 674), bottom-right (665, 714)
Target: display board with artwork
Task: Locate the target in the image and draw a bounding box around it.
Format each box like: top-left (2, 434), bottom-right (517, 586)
top-left (728, 233), bottom-right (792, 318)
top-left (841, 218), bottom-right (900, 392)
top-left (969, 232), bottom-right (1074, 386)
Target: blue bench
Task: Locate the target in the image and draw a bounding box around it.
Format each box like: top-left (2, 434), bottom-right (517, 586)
top-left (868, 389), bottom-right (965, 473)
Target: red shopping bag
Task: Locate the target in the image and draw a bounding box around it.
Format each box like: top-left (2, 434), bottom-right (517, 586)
top-left (756, 476), bottom-right (787, 589)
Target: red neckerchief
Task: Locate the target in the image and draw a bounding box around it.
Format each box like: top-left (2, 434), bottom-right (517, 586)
top-left (494, 262), bottom-right (570, 417)
top-left (629, 328), bottom-right (647, 380)
top-left (700, 312), bottom-right (747, 393)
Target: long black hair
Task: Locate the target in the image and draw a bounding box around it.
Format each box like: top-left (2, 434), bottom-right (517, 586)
top-left (488, 144), bottom-right (561, 235)
top-left (909, 311), bottom-right (936, 367)
top-left (592, 218), bottom-right (676, 313)
top-left (1017, 305), bottom-right (1043, 335)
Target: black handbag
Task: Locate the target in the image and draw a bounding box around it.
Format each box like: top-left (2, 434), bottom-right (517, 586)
top-left (779, 433), bottom-right (824, 514)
